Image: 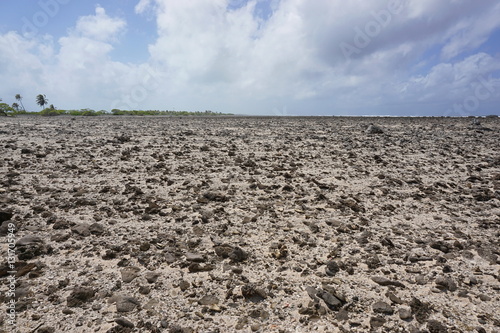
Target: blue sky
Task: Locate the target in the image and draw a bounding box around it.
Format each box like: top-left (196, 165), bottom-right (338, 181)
top-left (1, 0), bottom-right (499, 116)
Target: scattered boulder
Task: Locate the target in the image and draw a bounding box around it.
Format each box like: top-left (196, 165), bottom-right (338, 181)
top-left (372, 301), bottom-right (394, 315)
top-left (71, 223), bottom-right (91, 237)
top-left (115, 317), bottom-right (134, 329)
top-left (115, 296), bottom-right (141, 313)
top-left (241, 284), bottom-right (267, 302)
top-left (366, 124), bottom-right (384, 134)
top-left (121, 267), bottom-right (141, 283)
top-left (16, 235), bottom-right (49, 260)
top-left (66, 286), bottom-right (96, 307)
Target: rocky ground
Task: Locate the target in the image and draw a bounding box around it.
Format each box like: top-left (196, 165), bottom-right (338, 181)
top-left (0, 115), bottom-right (499, 333)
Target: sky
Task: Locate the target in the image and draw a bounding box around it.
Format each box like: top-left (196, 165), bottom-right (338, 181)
top-left (1, 0), bottom-right (500, 116)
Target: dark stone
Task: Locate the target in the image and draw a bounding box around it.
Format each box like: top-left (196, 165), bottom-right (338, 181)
top-left (430, 241), bottom-right (451, 253)
top-left (410, 297), bottom-right (433, 323)
top-left (139, 242), bottom-right (151, 251)
top-left (305, 286), bottom-right (320, 302)
top-left (0, 220), bottom-right (15, 236)
top-left (435, 276), bottom-right (457, 292)
top-left (370, 316), bottom-right (386, 329)
top-left (365, 254), bottom-right (382, 269)
top-left (336, 308), bottom-right (349, 321)
top-left (145, 272), bottom-right (160, 283)
top-left (188, 263), bottom-right (214, 273)
top-left (116, 296), bottom-right (141, 312)
top-left (371, 276), bottom-right (405, 288)
top-left (89, 222), bottom-right (105, 235)
top-left (184, 252), bottom-right (205, 262)
top-left (115, 317), bottom-right (134, 328)
top-left (16, 236), bottom-right (48, 260)
top-left (241, 284), bottom-right (267, 302)
top-left (201, 191), bottom-right (228, 202)
top-left (427, 319), bottom-right (448, 333)
top-left (0, 211), bottom-right (13, 223)
top-left (66, 286), bottom-right (96, 307)
top-left (214, 244), bottom-right (233, 258)
top-left (366, 124), bottom-right (384, 134)
top-left (229, 246), bottom-right (248, 262)
top-left (52, 219), bottom-right (71, 230)
top-left (71, 223), bottom-right (91, 237)
top-left (399, 308), bottom-right (412, 320)
top-left (138, 285), bottom-right (150, 295)
top-left (121, 267), bottom-right (140, 283)
top-left (372, 301), bottom-right (394, 315)
top-left (179, 280), bottom-right (190, 291)
top-left (50, 233), bottom-right (70, 242)
top-left (325, 260), bottom-right (340, 276)
top-left (198, 295), bottom-right (219, 305)
top-left (317, 289), bottom-right (344, 311)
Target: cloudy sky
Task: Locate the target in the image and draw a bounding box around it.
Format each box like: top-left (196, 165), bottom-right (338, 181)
top-left (1, 0), bottom-right (499, 116)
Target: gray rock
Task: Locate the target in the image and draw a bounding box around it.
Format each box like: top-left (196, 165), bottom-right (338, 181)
top-left (188, 263), bottom-right (214, 272)
top-left (0, 219), bottom-right (14, 236)
top-left (185, 252), bottom-right (205, 262)
top-left (89, 222), bottom-right (105, 235)
top-left (52, 219), bottom-right (71, 230)
top-left (15, 236), bottom-right (49, 260)
top-left (372, 301), bottom-right (394, 315)
top-left (366, 124), bottom-right (384, 134)
top-left (318, 289), bottom-right (344, 310)
top-left (71, 223), bottom-right (91, 237)
top-left (305, 286), bottom-right (320, 302)
top-left (16, 235), bottom-right (43, 246)
top-left (435, 276), bottom-right (457, 292)
top-left (241, 284), bottom-right (267, 302)
top-left (371, 276), bottom-right (406, 288)
top-left (121, 266), bottom-right (140, 283)
top-left (116, 296), bottom-right (141, 312)
top-left (66, 286), bottom-right (95, 307)
top-left (427, 319), bottom-right (448, 333)
top-left (370, 316), bottom-right (386, 329)
top-left (325, 260), bottom-right (340, 276)
top-left (214, 244), bottom-right (248, 262)
top-left (214, 244), bottom-right (233, 258)
top-left (145, 271), bottom-right (160, 283)
top-left (179, 280), bottom-right (190, 291)
top-left (229, 246), bottom-right (248, 262)
top-left (198, 295), bottom-right (219, 306)
top-left (409, 297), bottom-right (432, 323)
top-left (0, 211), bottom-right (13, 224)
top-left (399, 307), bottom-right (412, 320)
top-left (50, 233), bottom-right (70, 242)
top-left (115, 317), bottom-right (134, 328)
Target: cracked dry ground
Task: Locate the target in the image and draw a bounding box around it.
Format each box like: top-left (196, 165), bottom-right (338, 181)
top-left (0, 116), bottom-right (499, 333)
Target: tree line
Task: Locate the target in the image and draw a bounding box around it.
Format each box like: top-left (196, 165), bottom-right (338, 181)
top-left (0, 94), bottom-right (232, 117)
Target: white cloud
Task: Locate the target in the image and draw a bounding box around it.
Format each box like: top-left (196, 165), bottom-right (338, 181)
top-left (441, 2), bottom-right (500, 60)
top-left (73, 6), bottom-right (126, 42)
top-left (0, 0), bottom-right (499, 115)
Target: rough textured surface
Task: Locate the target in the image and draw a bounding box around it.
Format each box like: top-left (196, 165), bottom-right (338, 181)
top-left (0, 115), bottom-right (499, 332)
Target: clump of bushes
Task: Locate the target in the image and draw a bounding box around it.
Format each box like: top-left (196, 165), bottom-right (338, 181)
top-left (0, 102), bottom-right (15, 116)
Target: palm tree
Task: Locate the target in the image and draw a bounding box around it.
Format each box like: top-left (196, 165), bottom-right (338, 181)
top-left (15, 94), bottom-right (26, 112)
top-left (36, 94), bottom-right (48, 109)
top-left (12, 103), bottom-right (20, 111)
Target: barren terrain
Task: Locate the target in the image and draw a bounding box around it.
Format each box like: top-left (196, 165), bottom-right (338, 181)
top-left (0, 116), bottom-right (499, 332)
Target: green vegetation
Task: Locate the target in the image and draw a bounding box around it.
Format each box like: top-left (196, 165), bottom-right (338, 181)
top-left (15, 94), bottom-right (26, 113)
top-left (36, 94), bottom-right (48, 109)
top-left (1, 94), bottom-right (233, 117)
top-left (0, 99), bottom-right (15, 116)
